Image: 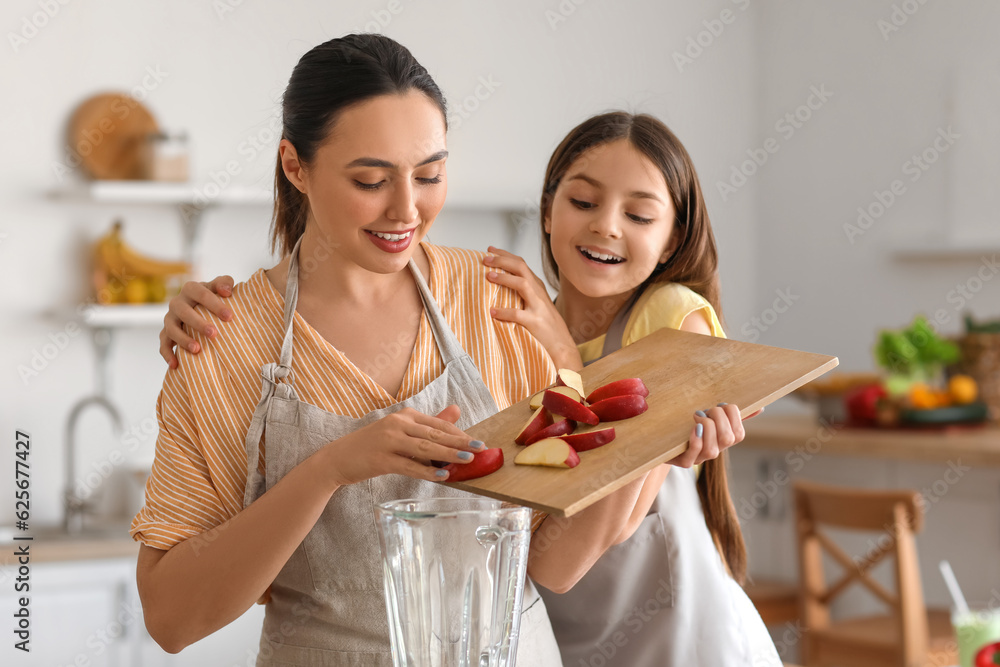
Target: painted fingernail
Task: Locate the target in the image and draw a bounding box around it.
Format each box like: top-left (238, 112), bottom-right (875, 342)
top-left (457, 451), bottom-right (473, 461)
top-left (717, 402), bottom-right (728, 407)
top-left (695, 410), bottom-right (707, 418)
top-left (435, 469), bottom-right (448, 478)
top-left (695, 423), bottom-right (704, 438)
top-left (470, 440), bottom-right (485, 450)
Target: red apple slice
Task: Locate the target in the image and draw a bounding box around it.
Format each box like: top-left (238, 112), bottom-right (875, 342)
top-left (555, 368), bottom-right (586, 399)
top-left (557, 426), bottom-right (616, 452)
top-left (514, 438), bottom-right (580, 468)
top-left (543, 388), bottom-right (599, 425)
top-left (443, 447), bottom-right (504, 481)
top-left (515, 406), bottom-right (553, 445)
top-left (585, 377), bottom-right (649, 404)
top-left (589, 394), bottom-right (648, 421)
top-left (524, 415), bottom-right (575, 445)
top-left (529, 389), bottom-right (547, 411)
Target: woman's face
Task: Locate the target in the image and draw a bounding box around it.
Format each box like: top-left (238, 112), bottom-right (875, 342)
top-left (289, 90), bottom-right (448, 275)
top-left (545, 139), bottom-right (677, 299)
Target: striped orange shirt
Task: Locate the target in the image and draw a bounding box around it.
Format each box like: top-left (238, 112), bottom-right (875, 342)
top-left (130, 244), bottom-right (556, 550)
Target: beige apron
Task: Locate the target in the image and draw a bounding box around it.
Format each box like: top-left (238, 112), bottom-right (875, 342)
top-left (243, 240), bottom-right (562, 666)
top-left (537, 294), bottom-right (780, 666)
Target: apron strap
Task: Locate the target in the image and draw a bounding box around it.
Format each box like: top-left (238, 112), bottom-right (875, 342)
top-left (275, 236), bottom-right (304, 378)
top-left (407, 256), bottom-right (466, 367)
top-left (243, 362), bottom-right (295, 506)
top-left (242, 237), bottom-right (303, 507)
top-left (586, 290), bottom-right (643, 365)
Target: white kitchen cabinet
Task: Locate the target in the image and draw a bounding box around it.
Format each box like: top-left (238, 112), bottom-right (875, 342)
top-left (0, 556), bottom-right (264, 667)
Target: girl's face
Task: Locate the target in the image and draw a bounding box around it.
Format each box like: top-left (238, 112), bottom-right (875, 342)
top-left (545, 139), bottom-right (676, 300)
top-left (286, 90), bottom-right (448, 275)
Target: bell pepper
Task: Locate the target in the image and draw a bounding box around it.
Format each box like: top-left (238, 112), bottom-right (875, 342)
top-left (844, 383), bottom-right (887, 425)
top-left (976, 642), bottom-right (1000, 667)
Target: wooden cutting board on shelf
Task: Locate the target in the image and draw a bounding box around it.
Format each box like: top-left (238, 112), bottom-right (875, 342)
top-left (446, 327), bottom-right (838, 517)
top-left (68, 92), bottom-right (159, 180)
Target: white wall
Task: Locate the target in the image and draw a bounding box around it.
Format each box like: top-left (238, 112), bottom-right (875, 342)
top-left (0, 0), bottom-right (758, 527)
top-left (752, 0), bottom-right (1000, 369)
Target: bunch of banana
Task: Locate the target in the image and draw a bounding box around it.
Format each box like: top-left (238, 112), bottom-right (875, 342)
top-left (92, 220), bottom-right (191, 305)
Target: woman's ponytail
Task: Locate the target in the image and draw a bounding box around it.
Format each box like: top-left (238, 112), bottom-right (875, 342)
top-left (271, 152), bottom-right (309, 255)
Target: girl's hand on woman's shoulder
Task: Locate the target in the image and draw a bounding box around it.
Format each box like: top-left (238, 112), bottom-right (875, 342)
top-left (484, 246), bottom-right (583, 371)
top-left (670, 403), bottom-right (762, 467)
top-left (159, 275), bottom-right (236, 368)
top-left (318, 404), bottom-right (485, 488)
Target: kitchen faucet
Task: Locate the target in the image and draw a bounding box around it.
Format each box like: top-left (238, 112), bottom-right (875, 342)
top-left (63, 327), bottom-right (124, 535)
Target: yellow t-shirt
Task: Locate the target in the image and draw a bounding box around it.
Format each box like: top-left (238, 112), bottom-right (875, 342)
top-left (577, 282), bottom-right (725, 365)
top-left (576, 282), bottom-right (724, 480)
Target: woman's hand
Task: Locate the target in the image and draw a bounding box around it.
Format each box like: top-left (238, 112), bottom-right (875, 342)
top-left (318, 404), bottom-right (484, 488)
top-left (484, 246), bottom-right (583, 371)
top-left (159, 276), bottom-right (236, 368)
top-left (670, 403), bottom-right (761, 467)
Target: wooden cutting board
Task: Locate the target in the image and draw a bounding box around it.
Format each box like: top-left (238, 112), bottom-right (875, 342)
top-left (68, 93), bottom-right (159, 180)
top-left (446, 327), bottom-right (838, 516)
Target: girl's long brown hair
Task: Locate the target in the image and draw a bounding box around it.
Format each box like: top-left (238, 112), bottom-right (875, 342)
top-left (540, 112), bottom-right (746, 584)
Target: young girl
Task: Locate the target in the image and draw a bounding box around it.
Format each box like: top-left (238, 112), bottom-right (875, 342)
top-left (483, 112), bottom-right (782, 666)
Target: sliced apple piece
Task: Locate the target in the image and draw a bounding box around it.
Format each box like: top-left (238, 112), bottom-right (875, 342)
top-left (543, 387), bottom-right (599, 426)
top-left (557, 426), bottom-right (616, 452)
top-left (589, 394), bottom-right (648, 421)
top-left (515, 406), bottom-right (553, 446)
top-left (529, 389), bottom-right (547, 411)
top-left (442, 447), bottom-right (504, 481)
top-left (585, 377), bottom-right (650, 404)
top-left (514, 438), bottom-right (580, 468)
top-left (555, 368), bottom-right (586, 400)
top-left (524, 415), bottom-right (575, 445)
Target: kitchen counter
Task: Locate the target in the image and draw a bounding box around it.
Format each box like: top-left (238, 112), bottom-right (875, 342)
top-left (742, 414), bottom-right (1000, 466)
top-left (0, 523), bottom-right (139, 566)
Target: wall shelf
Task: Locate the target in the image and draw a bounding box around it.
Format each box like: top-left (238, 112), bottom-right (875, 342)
top-left (80, 304), bottom-right (168, 328)
top-left (892, 236), bottom-right (1000, 260)
top-left (51, 180), bottom-right (273, 206)
top-left (51, 180), bottom-right (273, 268)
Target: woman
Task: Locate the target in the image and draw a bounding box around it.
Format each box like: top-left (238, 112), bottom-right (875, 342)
top-left (134, 34), bottom-right (746, 666)
top-left (133, 34), bottom-right (565, 665)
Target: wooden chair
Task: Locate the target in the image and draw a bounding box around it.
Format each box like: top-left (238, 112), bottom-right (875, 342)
top-left (746, 578), bottom-right (801, 627)
top-left (793, 480), bottom-right (957, 667)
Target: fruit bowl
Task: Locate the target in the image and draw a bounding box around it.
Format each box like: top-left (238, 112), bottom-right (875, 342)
top-left (899, 402), bottom-right (989, 426)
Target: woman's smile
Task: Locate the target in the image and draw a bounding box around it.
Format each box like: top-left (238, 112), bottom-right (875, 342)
top-left (366, 228), bottom-right (417, 253)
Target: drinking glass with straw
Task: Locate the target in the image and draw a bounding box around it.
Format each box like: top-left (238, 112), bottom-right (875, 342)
top-left (941, 560), bottom-right (1000, 667)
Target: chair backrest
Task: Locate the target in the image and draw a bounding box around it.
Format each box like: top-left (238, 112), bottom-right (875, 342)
top-left (793, 480), bottom-right (929, 667)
